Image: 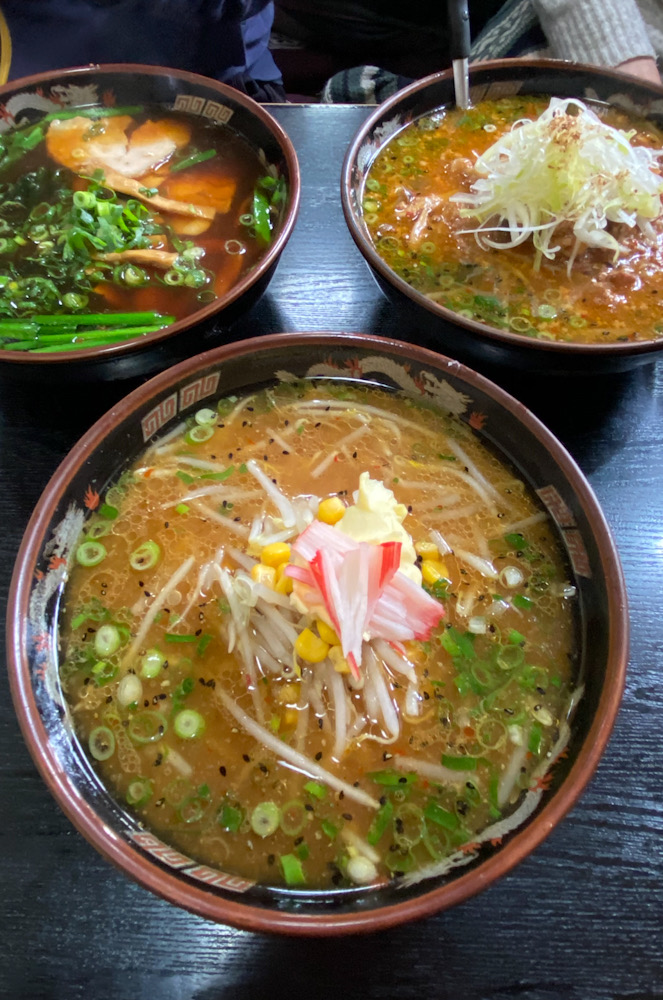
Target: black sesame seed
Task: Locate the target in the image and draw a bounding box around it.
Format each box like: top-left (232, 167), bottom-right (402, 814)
top-left (219, 766), bottom-right (227, 776)
top-left (242, 753), bottom-right (250, 763)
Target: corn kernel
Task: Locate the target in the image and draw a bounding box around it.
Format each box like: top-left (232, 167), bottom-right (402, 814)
top-left (316, 619), bottom-right (339, 645)
top-left (421, 559), bottom-right (449, 586)
top-left (295, 627), bottom-right (330, 663)
top-left (415, 540), bottom-right (439, 560)
top-left (260, 542), bottom-right (291, 568)
top-left (329, 645), bottom-right (350, 673)
top-left (284, 708), bottom-right (299, 727)
top-left (250, 563), bottom-right (276, 588)
top-left (274, 562), bottom-right (293, 595)
top-left (317, 496), bottom-right (345, 525)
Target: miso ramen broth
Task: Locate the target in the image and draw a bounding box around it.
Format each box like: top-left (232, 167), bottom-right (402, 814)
top-left (59, 382), bottom-right (579, 890)
top-left (364, 96), bottom-right (663, 344)
top-left (0, 106), bottom-right (285, 353)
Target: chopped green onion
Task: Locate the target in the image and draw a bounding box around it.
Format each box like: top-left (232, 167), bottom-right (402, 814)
top-left (196, 633), bottom-right (212, 657)
top-left (280, 853), bottom-right (306, 886)
top-left (128, 711), bottom-right (167, 744)
top-left (117, 673), bottom-right (142, 707)
top-left (173, 709), bottom-right (205, 740)
top-left (170, 148), bottom-right (217, 173)
top-left (280, 799), bottom-right (307, 836)
top-left (76, 540), bottom-right (107, 567)
top-left (91, 660), bottom-right (118, 686)
top-left (252, 188), bottom-right (272, 244)
top-left (393, 803), bottom-right (425, 849)
top-left (513, 594), bottom-right (534, 609)
top-left (321, 819), bottom-right (339, 840)
top-left (303, 780), bottom-right (326, 800)
top-left (185, 425), bottom-right (214, 445)
top-left (528, 721), bottom-right (543, 754)
top-left (140, 647), bottom-right (165, 679)
top-left (367, 769), bottom-right (417, 786)
top-left (423, 801), bottom-right (460, 831)
top-left (250, 801), bottom-right (281, 838)
top-left (218, 802), bottom-right (244, 832)
top-left (194, 407), bottom-right (217, 425)
top-left (126, 778), bottom-right (153, 807)
top-left (179, 794), bottom-right (209, 824)
top-left (441, 754), bottom-right (478, 771)
top-left (129, 539), bottom-right (161, 571)
top-left (89, 726), bottom-right (115, 761)
top-left (366, 798), bottom-right (394, 845)
top-left (199, 466), bottom-right (234, 481)
top-left (93, 623), bottom-right (121, 658)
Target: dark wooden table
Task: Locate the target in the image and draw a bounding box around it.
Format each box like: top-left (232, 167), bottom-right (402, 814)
top-left (1, 105), bottom-right (662, 1000)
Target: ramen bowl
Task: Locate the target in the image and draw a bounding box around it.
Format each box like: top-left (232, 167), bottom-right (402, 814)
top-left (342, 60), bottom-right (663, 375)
top-left (0, 64), bottom-right (299, 383)
top-left (7, 332), bottom-right (628, 934)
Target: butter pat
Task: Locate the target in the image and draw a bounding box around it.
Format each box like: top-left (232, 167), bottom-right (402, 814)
top-left (337, 472), bottom-right (421, 584)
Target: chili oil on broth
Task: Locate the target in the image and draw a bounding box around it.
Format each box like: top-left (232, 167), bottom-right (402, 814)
top-left (363, 96), bottom-right (663, 345)
top-left (58, 382), bottom-right (578, 891)
top-left (0, 107), bottom-right (284, 351)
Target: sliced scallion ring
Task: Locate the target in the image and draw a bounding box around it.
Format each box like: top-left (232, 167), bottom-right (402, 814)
top-left (89, 726), bottom-right (115, 761)
top-left (173, 708), bottom-right (205, 740)
top-left (194, 407), bottom-right (216, 426)
top-left (128, 711), bottom-right (167, 744)
top-left (126, 778), bottom-right (153, 807)
top-left (129, 540), bottom-right (161, 571)
top-left (140, 647), bottom-right (165, 679)
top-left (178, 795), bottom-right (209, 824)
top-left (85, 520), bottom-right (111, 540)
top-left (279, 799), bottom-right (307, 836)
top-left (250, 801), bottom-right (281, 838)
top-left (76, 540), bottom-right (107, 567)
top-left (185, 424), bottom-right (214, 445)
top-left (93, 623), bottom-right (121, 658)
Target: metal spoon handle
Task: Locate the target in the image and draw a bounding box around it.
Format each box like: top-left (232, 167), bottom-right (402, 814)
top-left (447, 0), bottom-right (471, 108)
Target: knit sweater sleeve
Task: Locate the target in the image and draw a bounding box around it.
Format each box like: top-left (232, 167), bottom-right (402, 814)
top-left (532, 0), bottom-right (656, 66)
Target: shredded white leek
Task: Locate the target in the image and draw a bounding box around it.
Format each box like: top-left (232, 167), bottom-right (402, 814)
top-left (452, 97), bottom-right (663, 273)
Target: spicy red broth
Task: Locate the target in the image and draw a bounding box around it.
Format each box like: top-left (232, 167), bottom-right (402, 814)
top-left (363, 96), bottom-right (663, 345)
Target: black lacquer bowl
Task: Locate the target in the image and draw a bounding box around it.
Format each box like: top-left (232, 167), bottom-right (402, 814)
top-left (0, 64), bottom-right (299, 383)
top-left (7, 333), bottom-right (628, 934)
top-left (342, 59), bottom-right (663, 375)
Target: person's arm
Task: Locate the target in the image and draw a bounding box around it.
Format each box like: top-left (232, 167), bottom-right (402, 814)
top-left (532, 0), bottom-right (657, 71)
top-left (615, 56), bottom-right (662, 85)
